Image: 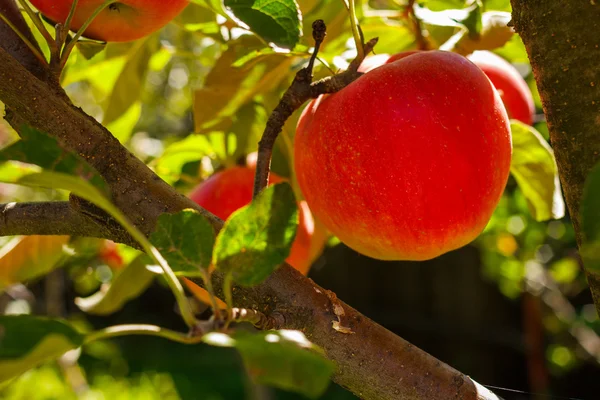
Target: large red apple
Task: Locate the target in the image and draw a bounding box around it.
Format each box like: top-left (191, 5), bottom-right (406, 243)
top-left (29, 0), bottom-right (189, 42)
top-left (295, 50), bottom-right (512, 261)
top-left (467, 51), bottom-right (535, 125)
top-left (189, 166), bottom-right (315, 275)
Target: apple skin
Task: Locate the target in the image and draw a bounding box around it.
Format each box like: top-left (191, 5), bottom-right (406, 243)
top-left (360, 50), bottom-right (535, 125)
top-left (29, 0), bottom-right (189, 42)
top-left (295, 50), bottom-right (512, 261)
top-left (189, 166), bottom-right (315, 275)
top-left (467, 51), bottom-right (535, 125)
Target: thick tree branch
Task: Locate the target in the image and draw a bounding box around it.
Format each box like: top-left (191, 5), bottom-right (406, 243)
top-left (0, 24), bottom-right (499, 400)
top-left (510, 0), bottom-right (600, 315)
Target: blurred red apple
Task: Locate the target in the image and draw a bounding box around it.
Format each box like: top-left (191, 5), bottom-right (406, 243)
top-left (467, 50), bottom-right (535, 125)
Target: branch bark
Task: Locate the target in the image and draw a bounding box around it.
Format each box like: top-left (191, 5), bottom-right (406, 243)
top-left (0, 19), bottom-right (500, 400)
top-left (0, 201), bottom-right (137, 246)
top-left (510, 0), bottom-right (600, 315)
top-left (0, 0), bottom-right (47, 81)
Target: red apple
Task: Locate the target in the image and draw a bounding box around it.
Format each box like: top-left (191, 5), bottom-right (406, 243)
top-left (99, 240), bottom-right (124, 270)
top-left (357, 51), bottom-right (422, 73)
top-left (189, 166), bottom-right (315, 275)
top-left (467, 51), bottom-right (535, 125)
top-left (295, 51), bottom-right (512, 261)
top-left (29, 0), bottom-right (189, 42)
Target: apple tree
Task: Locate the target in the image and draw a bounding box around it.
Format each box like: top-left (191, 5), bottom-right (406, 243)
top-left (0, 0), bottom-right (598, 399)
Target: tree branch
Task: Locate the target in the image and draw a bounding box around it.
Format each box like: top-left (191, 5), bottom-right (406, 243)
top-left (510, 0), bottom-right (600, 315)
top-left (0, 201), bottom-right (137, 246)
top-left (0, 25), bottom-right (500, 400)
top-left (0, 0), bottom-right (48, 81)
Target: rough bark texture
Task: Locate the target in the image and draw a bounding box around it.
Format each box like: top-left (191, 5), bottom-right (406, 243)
top-left (0, 202), bottom-right (137, 246)
top-left (0, 0), bottom-right (47, 81)
top-left (510, 0), bottom-right (600, 315)
top-left (0, 10), bottom-right (506, 400)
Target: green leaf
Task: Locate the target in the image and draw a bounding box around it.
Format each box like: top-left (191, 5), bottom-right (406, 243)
top-left (149, 210), bottom-right (216, 276)
top-left (0, 126), bottom-right (107, 193)
top-left (223, 0), bottom-right (302, 49)
top-left (213, 183), bottom-right (297, 286)
top-left (75, 40), bottom-right (107, 60)
top-left (0, 315), bottom-right (83, 383)
top-left (102, 35), bottom-right (158, 125)
top-left (0, 236), bottom-right (70, 291)
top-left (193, 37), bottom-right (294, 133)
top-left (154, 134), bottom-right (216, 184)
top-left (510, 121), bottom-right (565, 221)
top-left (203, 330), bottom-right (334, 398)
top-left (75, 255), bottom-right (154, 315)
top-left (581, 161), bottom-right (600, 272)
top-left (582, 161), bottom-right (600, 243)
top-left (105, 102), bottom-right (142, 144)
top-left (423, 0), bottom-right (466, 11)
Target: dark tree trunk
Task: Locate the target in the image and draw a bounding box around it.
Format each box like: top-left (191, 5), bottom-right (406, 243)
top-left (511, 0), bottom-right (600, 315)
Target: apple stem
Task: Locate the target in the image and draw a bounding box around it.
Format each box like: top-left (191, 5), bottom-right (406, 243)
top-left (405, 0), bottom-right (430, 51)
top-left (199, 267), bottom-right (223, 322)
top-left (16, 0), bottom-right (57, 53)
top-left (62, 0), bottom-right (79, 39)
top-left (58, 0), bottom-right (112, 70)
top-left (347, 0), bottom-right (364, 60)
top-left (0, 10), bottom-right (47, 66)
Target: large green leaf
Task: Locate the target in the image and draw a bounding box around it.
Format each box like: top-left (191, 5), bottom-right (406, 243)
top-left (149, 210), bottom-right (216, 276)
top-left (75, 255), bottom-right (154, 315)
top-left (0, 236), bottom-right (70, 291)
top-left (581, 161), bottom-right (600, 272)
top-left (510, 121), bottom-right (565, 221)
top-left (223, 0), bottom-right (302, 49)
top-left (213, 183), bottom-right (297, 286)
top-left (193, 37), bottom-right (293, 133)
top-left (203, 330), bottom-right (335, 398)
top-left (0, 126), bottom-right (107, 192)
top-left (0, 315), bottom-right (83, 383)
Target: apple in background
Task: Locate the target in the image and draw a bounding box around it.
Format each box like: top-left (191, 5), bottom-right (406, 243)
top-left (29, 0), bottom-right (189, 42)
top-left (99, 240), bottom-right (124, 270)
top-left (467, 50), bottom-right (535, 125)
top-left (295, 51), bottom-right (512, 261)
top-left (189, 166), bottom-right (316, 275)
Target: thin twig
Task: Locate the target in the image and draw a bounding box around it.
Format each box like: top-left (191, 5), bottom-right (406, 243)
top-left (227, 307), bottom-right (283, 330)
top-left (405, 0), bottom-right (430, 50)
top-left (16, 0), bottom-right (55, 51)
top-left (59, 0), bottom-right (112, 69)
top-left (252, 19), bottom-right (378, 198)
